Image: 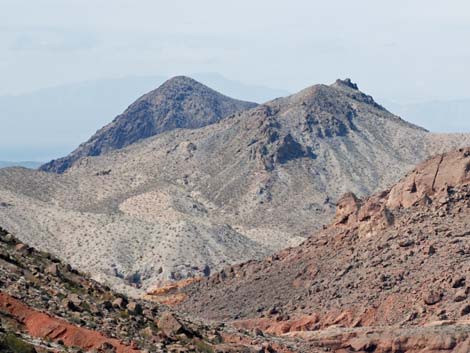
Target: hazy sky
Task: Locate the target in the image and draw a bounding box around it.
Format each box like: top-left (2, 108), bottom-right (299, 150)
top-left (2, 0), bottom-right (470, 102)
top-left (2, 0), bottom-right (470, 161)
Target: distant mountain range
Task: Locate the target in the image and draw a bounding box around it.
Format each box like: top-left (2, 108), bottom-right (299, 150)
top-left (0, 73), bottom-right (288, 161)
top-left (2, 77), bottom-right (470, 293)
top-left (384, 98), bottom-right (470, 132)
top-left (2, 72), bottom-right (470, 162)
top-left (0, 161), bottom-right (41, 169)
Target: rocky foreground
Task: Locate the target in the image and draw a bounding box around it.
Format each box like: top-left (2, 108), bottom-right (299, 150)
top-left (145, 148), bottom-right (470, 352)
top-left (0, 227), bottom-right (306, 353)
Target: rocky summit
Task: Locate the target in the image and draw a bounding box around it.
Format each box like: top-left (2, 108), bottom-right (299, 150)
top-left (1, 78), bottom-right (470, 294)
top-left (40, 76), bottom-right (257, 173)
top-left (162, 147), bottom-right (470, 352)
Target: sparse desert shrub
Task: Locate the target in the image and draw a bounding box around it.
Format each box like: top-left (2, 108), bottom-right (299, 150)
top-left (194, 339), bottom-right (214, 353)
top-left (0, 333), bottom-right (37, 353)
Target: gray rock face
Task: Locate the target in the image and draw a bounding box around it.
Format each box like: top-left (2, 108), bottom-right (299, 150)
top-left (40, 76), bottom-right (257, 173)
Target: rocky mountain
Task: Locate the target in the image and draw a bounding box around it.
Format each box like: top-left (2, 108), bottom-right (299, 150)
top-left (0, 74), bottom-right (288, 162)
top-left (158, 148), bottom-right (470, 352)
top-left (40, 76), bottom-right (257, 173)
top-left (0, 227), bottom-right (300, 353)
top-left (1, 78), bottom-right (470, 294)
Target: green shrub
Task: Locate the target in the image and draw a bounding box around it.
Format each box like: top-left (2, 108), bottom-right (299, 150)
top-left (0, 333), bottom-right (37, 353)
top-left (194, 339), bottom-right (214, 353)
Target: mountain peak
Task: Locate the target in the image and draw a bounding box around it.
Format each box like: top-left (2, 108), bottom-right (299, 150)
top-left (149, 75), bottom-right (230, 101)
top-left (332, 78), bottom-right (359, 90)
top-left (40, 76), bottom-right (257, 173)
top-left (158, 75), bottom-right (206, 90)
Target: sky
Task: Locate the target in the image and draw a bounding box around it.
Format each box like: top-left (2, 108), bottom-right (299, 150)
top-left (2, 0), bottom-right (470, 101)
top-left (1, 0), bottom-right (470, 160)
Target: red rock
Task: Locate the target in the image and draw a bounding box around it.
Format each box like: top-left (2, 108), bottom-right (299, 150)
top-left (334, 193), bottom-right (361, 226)
top-left (454, 289), bottom-right (467, 302)
top-left (0, 293), bottom-right (141, 353)
top-left (423, 290), bottom-right (442, 305)
top-left (157, 312), bottom-right (184, 337)
top-left (348, 337), bottom-right (376, 352)
top-left (387, 148), bottom-right (470, 209)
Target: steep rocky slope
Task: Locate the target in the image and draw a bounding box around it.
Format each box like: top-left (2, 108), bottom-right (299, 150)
top-left (0, 227), bottom-right (300, 353)
top-left (162, 148), bottom-right (470, 352)
top-left (40, 76), bottom-right (257, 173)
top-left (1, 79), bottom-right (470, 293)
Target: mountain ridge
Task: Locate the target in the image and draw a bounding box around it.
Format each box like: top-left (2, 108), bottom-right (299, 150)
top-left (156, 147), bottom-right (470, 352)
top-left (40, 76), bottom-right (257, 173)
top-left (1, 78), bottom-right (470, 294)
top-left (174, 147), bottom-right (470, 321)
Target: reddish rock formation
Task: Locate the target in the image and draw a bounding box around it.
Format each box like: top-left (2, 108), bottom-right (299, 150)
top-left (157, 148), bottom-right (470, 352)
top-left (387, 148), bottom-right (470, 208)
top-left (0, 293), bottom-right (141, 353)
top-left (144, 277), bottom-right (201, 305)
top-left (0, 226), bottom-right (297, 353)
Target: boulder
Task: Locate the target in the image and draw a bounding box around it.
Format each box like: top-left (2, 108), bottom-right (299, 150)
top-left (127, 302), bottom-right (143, 316)
top-left (112, 297), bottom-right (128, 309)
top-left (61, 298), bottom-right (81, 312)
top-left (157, 312), bottom-right (184, 337)
top-left (454, 290), bottom-right (467, 302)
top-left (15, 243), bottom-right (30, 253)
top-left (69, 293), bottom-right (83, 307)
top-left (423, 290), bottom-right (442, 305)
top-left (334, 192), bottom-right (361, 226)
top-left (45, 263), bottom-right (59, 276)
top-left (452, 277), bottom-right (466, 288)
top-left (460, 304), bottom-right (470, 317)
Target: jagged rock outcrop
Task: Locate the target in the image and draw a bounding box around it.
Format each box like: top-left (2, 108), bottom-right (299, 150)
top-left (387, 148), bottom-right (470, 208)
top-left (40, 76), bottom-right (257, 173)
top-left (160, 148), bottom-right (470, 352)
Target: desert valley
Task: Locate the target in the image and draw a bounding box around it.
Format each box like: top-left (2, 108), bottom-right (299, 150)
top-left (2, 2), bottom-right (470, 352)
top-left (1, 76), bottom-right (470, 352)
